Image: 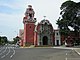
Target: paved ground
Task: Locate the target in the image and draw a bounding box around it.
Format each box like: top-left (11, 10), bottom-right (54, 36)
top-left (0, 45), bottom-right (80, 60)
top-left (76, 49), bottom-right (80, 53)
top-left (72, 45), bottom-right (80, 55)
top-left (53, 46), bottom-right (80, 56)
top-left (75, 49), bottom-right (80, 55)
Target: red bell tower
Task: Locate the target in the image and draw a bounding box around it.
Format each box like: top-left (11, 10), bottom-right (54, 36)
top-left (23, 5), bottom-right (36, 46)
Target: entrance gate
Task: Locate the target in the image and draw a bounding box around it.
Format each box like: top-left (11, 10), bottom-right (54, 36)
top-left (43, 36), bottom-right (48, 45)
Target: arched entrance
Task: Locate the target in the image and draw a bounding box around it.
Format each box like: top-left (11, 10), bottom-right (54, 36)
top-left (43, 36), bottom-right (48, 45)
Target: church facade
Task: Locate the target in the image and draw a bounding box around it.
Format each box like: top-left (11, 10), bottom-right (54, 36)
top-left (19, 5), bottom-right (62, 46)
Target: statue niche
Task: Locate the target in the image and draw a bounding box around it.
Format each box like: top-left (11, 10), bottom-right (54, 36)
top-left (25, 5), bottom-right (35, 19)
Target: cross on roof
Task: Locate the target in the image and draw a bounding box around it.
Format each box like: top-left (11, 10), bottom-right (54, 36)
top-left (43, 16), bottom-right (46, 20)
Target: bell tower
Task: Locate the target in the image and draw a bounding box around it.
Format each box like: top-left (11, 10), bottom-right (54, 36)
top-left (23, 5), bottom-right (36, 46)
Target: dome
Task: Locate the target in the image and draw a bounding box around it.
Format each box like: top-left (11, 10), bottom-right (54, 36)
top-left (34, 19), bottom-right (54, 32)
top-left (39, 19), bottom-right (52, 25)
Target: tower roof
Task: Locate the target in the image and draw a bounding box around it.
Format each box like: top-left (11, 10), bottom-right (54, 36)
top-left (28, 5), bottom-right (32, 8)
top-left (39, 19), bottom-right (52, 25)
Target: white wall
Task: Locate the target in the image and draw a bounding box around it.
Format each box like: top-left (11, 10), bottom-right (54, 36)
top-left (55, 30), bottom-right (61, 45)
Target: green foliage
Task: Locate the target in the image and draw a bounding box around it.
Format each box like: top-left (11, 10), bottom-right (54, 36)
top-left (57, 0), bottom-right (80, 45)
top-left (57, 0), bottom-right (80, 34)
top-left (0, 36), bottom-right (8, 45)
top-left (13, 36), bottom-right (21, 44)
top-left (57, 19), bottom-right (70, 36)
top-left (59, 0), bottom-right (80, 31)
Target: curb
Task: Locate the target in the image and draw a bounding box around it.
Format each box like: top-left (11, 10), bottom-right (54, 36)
top-left (53, 46), bottom-right (80, 49)
top-left (20, 46), bottom-right (35, 48)
top-left (74, 49), bottom-right (80, 56)
top-left (20, 46), bottom-right (53, 48)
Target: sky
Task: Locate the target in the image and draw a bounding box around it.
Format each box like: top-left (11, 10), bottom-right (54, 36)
top-left (0, 0), bottom-right (80, 41)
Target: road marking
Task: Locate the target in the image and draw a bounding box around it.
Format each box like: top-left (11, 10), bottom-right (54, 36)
top-left (65, 58), bottom-right (67, 60)
top-left (0, 47), bottom-right (10, 58)
top-left (74, 49), bottom-right (80, 56)
top-left (65, 52), bottom-right (68, 60)
top-left (6, 47), bottom-right (10, 55)
top-left (1, 55), bottom-right (5, 58)
top-left (1, 47), bottom-right (16, 59)
top-left (0, 47), bottom-right (7, 55)
top-left (0, 47), bottom-right (2, 50)
top-left (10, 48), bottom-right (15, 58)
top-left (66, 53), bottom-right (67, 55)
top-left (0, 47), bottom-right (5, 52)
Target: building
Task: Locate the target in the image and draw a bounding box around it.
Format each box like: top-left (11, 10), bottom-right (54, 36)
top-left (54, 30), bottom-right (61, 46)
top-left (19, 5), bottom-right (61, 46)
top-left (19, 29), bottom-right (24, 46)
top-left (34, 20), bottom-right (54, 46)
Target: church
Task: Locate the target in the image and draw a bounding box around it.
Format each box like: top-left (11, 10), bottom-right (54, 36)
top-left (19, 5), bottom-right (62, 46)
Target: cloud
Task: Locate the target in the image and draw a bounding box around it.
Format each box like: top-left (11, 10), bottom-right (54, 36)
top-left (0, 5), bottom-right (20, 14)
top-left (0, 0), bottom-right (27, 40)
top-left (0, 13), bottom-right (24, 40)
top-left (0, 0), bottom-right (28, 15)
top-left (0, 0), bottom-right (28, 8)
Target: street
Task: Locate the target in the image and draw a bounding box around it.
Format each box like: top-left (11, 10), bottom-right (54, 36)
top-left (0, 46), bottom-right (80, 60)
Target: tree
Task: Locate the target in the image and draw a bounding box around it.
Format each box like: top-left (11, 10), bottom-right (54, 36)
top-left (60, 0), bottom-right (80, 31)
top-left (57, 0), bottom-right (80, 45)
top-left (0, 36), bottom-right (1, 45)
top-left (57, 19), bottom-right (70, 36)
top-left (0, 36), bottom-right (8, 45)
top-left (13, 36), bottom-right (21, 44)
top-left (2, 36), bottom-right (8, 43)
